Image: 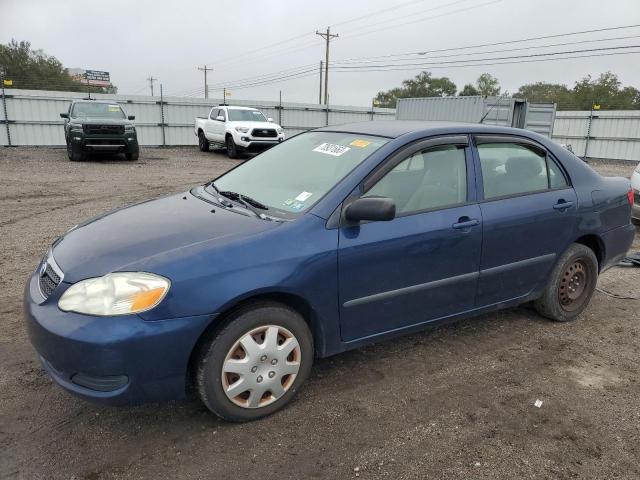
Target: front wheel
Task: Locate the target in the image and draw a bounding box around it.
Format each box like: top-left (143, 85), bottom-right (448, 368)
top-left (196, 302), bottom-right (313, 422)
top-left (226, 135), bottom-right (238, 159)
top-left (534, 243), bottom-right (598, 322)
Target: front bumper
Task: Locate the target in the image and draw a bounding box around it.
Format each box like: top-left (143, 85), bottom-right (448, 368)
top-left (70, 132), bottom-right (139, 153)
top-left (24, 271), bottom-right (214, 405)
top-left (236, 135), bottom-right (284, 152)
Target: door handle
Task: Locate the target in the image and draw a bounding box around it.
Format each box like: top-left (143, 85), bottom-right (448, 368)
top-left (452, 218), bottom-right (480, 229)
top-left (553, 200), bottom-right (574, 211)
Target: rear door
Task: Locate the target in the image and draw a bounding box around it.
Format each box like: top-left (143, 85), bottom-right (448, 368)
top-left (338, 135), bottom-right (483, 342)
top-left (473, 135), bottom-right (577, 306)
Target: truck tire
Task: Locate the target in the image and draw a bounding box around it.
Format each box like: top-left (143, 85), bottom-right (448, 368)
top-left (226, 135), bottom-right (238, 159)
top-left (534, 243), bottom-right (598, 322)
top-left (67, 141), bottom-right (85, 162)
top-left (125, 146), bottom-right (139, 161)
top-left (198, 131), bottom-right (210, 152)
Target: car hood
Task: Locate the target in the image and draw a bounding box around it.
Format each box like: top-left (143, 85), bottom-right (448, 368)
top-left (52, 191), bottom-right (279, 282)
top-left (71, 117), bottom-right (131, 126)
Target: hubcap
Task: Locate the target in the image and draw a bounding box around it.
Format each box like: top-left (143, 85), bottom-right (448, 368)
top-left (221, 325), bottom-right (301, 409)
top-left (558, 260), bottom-right (588, 310)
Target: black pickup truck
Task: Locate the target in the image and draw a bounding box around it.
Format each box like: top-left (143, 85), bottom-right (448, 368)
top-left (60, 100), bottom-right (139, 161)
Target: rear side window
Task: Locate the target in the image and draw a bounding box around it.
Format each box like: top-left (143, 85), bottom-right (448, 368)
top-left (477, 143), bottom-right (567, 199)
top-left (365, 145), bottom-right (467, 215)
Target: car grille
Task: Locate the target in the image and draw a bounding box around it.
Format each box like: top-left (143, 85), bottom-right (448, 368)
top-left (251, 128), bottom-right (277, 138)
top-left (83, 124), bottom-right (124, 135)
top-left (38, 262), bottom-right (61, 299)
top-left (634, 190), bottom-right (640, 206)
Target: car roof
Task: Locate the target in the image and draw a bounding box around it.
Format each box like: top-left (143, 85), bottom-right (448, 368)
top-left (71, 100), bottom-right (119, 105)
top-left (315, 120), bottom-right (532, 139)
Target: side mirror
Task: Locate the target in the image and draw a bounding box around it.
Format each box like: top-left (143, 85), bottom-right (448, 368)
top-left (267, 117), bottom-right (274, 122)
top-left (60, 113), bottom-right (69, 118)
top-left (216, 115), bottom-right (225, 122)
top-left (128, 115), bottom-right (135, 120)
top-left (344, 197), bottom-right (396, 223)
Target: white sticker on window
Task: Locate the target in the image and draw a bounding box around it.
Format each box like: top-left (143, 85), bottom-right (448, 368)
top-left (295, 191), bottom-right (312, 202)
top-left (313, 143), bottom-right (351, 156)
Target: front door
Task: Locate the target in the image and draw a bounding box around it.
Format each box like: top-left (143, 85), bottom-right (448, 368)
top-left (338, 136), bottom-right (482, 342)
top-left (473, 136), bottom-right (577, 306)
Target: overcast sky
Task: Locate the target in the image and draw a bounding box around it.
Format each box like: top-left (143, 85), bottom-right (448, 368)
top-left (1, 0), bottom-right (639, 106)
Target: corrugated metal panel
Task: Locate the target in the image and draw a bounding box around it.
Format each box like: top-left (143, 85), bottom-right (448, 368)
top-left (551, 110), bottom-right (640, 161)
top-left (0, 89), bottom-right (395, 146)
top-left (524, 103), bottom-right (557, 137)
top-left (396, 96), bottom-right (556, 137)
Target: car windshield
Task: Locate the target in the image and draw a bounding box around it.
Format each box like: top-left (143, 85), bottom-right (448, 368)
top-left (227, 109), bottom-right (267, 122)
top-left (72, 103), bottom-right (125, 119)
top-left (211, 131), bottom-right (389, 217)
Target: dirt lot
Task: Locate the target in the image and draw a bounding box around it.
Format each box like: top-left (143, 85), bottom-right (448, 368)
top-left (1, 147), bottom-right (639, 480)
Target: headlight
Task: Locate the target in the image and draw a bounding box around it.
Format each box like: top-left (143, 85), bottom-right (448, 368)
top-left (125, 124), bottom-right (135, 132)
top-left (235, 126), bottom-right (249, 133)
top-left (70, 123), bottom-right (83, 130)
top-left (276, 128), bottom-right (284, 134)
top-left (58, 272), bottom-right (170, 316)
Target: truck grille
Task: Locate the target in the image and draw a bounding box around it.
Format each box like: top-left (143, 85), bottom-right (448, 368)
top-left (83, 124), bottom-right (124, 135)
top-left (38, 262), bottom-right (61, 299)
top-left (251, 128), bottom-right (277, 138)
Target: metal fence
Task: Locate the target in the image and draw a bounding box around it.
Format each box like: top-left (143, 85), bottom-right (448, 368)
top-left (551, 110), bottom-right (640, 162)
top-left (0, 89), bottom-right (396, 146)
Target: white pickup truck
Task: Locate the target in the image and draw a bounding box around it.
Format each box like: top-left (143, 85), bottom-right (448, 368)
top-left (195, 105), bottom-right (285, 158)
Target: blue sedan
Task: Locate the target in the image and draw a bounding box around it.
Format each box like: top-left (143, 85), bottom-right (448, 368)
top-left (25, 121), bottom-right (635, 421)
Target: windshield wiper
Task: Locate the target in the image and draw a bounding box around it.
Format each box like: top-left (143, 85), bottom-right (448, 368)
top-left (205, 182), bottom-right (271, 219)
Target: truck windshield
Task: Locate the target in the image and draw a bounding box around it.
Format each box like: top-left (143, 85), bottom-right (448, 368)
top-left (211, 131), bottom-right (389, 217)
top-left (228, 109), bottom-right (267, 122)
top-left (71, 103), bottom-right (125, 119)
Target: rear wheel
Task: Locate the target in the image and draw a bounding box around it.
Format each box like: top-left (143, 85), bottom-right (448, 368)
top-left (196, 302), bottom-right (313, 422)
top-left (534, 243), bottom-right (598, 322)
top-left (198, 131), bottom-right (210, 152)
top-left (226, 135), bottom-right (238, 159)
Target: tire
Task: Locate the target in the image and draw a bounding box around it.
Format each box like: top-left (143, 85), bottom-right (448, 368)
top-left (196, 302), bottom-right (313, 422)
top-left (198, 131), bottom-right (210, 152)
top-left (534, 243), bottom-right (598, 322)
top-left (68, 141), bottom-right (85, 162)
top-left (226, 135), bottom-right (238, 159)
top-left (125, 150), bottom-right (139, 161)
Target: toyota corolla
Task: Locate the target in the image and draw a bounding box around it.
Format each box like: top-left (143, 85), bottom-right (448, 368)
top-left (25, 121), bottom-right (635, 422)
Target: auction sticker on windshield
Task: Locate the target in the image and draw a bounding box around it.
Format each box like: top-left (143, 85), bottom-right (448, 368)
top-left (313, 143), bottom-right (351, 156)
top-left (350, 139), bottom-right (371, 148)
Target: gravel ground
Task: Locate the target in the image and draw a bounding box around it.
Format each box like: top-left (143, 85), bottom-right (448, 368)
top-left (1, 147), bottom-right (639, 480)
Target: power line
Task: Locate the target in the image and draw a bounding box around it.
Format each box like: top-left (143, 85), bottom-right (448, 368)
top-left (333, 23), bottom-right (640, 64)
top-left (329, 44), bottom-right (640, 71)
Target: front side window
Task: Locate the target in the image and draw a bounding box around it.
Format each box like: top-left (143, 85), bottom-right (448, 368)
top-left (209, 108), bottom-right (219, 120)
top-left (228, 109), bottom-right (267, 122)
top-left (477, 142), bottom-right (567, 199)
top-left (211, 131), bottom-right (389, 217)
top-left (365, 145), bottom-right (467, 215)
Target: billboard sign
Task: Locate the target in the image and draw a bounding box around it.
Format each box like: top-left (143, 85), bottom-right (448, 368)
top-left (69, 68), bottom-right (111, 87)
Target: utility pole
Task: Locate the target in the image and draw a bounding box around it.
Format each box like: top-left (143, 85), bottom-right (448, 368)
top-left (198, 65), bottom-right (213, 99)
top-left (316, 27), bottom-right (338, 105)
top-left (318, 60), bottom-right (323, 104)
top-left (0, 67), bottom-right (11, 146)
top-left (146, 76), bottom-right (157, 96)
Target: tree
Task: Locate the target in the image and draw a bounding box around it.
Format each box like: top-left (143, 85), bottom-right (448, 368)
top-left (459, 83), bottom-right (479, 96)
top-left (374, 71), bottom-right (457, 108)
top-left (0, 39), bottom-right (109, 93)
top-left (476, 73), bottom-right (501, 96)
top-left (515, 72), bottom-right (640, 110)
